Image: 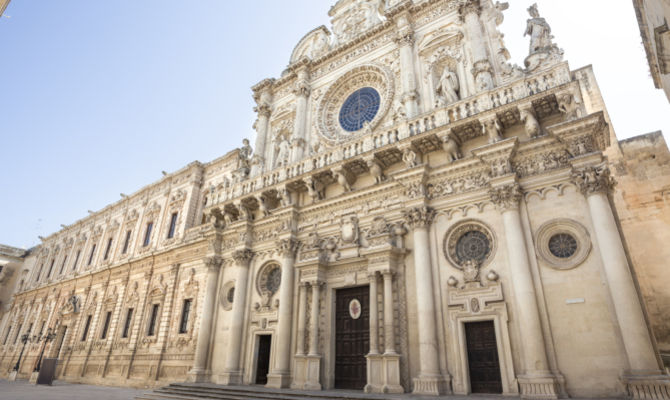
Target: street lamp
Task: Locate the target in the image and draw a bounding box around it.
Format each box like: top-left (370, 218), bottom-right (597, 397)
top-left (34, 328), bottom-right (57, 373)
top-left (13, 333), bottom-right (31, 372)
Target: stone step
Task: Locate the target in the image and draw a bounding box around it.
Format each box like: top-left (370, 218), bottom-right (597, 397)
top-left (137, 383), bottom-right (407, 400)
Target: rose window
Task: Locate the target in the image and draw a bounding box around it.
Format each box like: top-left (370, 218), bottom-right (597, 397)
top-left (338, 87), bottom-right (380, 132)
top-left (548, 233), bottom-right (578, 258)
top-left (455, 231), bottom-right (491, 264)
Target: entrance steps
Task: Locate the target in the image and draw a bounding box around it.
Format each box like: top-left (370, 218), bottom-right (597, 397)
top-left (136, 383), bottom-right (408, 400)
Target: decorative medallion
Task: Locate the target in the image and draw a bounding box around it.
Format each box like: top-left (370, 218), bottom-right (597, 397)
top-left (317, 64), bottom-right (394, 145)
top-left (257, 262), bottom-right (282, 298)
top-left (535, 219), bottom-right (591, 270)
top-left (349, 299), bottom-right (362, 319)
top-left (444, 220), bottom-right (496, 269)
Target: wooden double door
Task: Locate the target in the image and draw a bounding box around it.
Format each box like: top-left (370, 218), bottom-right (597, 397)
top-left (465, 321), bottom-right (503, 394)
top-left (334, 286), bottom-right (369, 390)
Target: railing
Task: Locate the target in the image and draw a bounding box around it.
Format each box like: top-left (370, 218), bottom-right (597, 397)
top-left (214, 62), bottom-right (572, 203)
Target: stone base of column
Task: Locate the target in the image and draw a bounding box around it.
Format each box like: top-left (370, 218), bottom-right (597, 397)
top-left (266, 371), bottom-right (291, 389)
top-left (518, 374), bottom-right (560, 399)
top-left (412, 373), bottom-right (447, 395)
top-left (218, 370), bottom-right (243, 386)
top-left (365, 353), bottom-right (404, 393)
top-left (186, 367), bottom-right (211, 383)
top-left (622, 372), bottom-right (670, 400)
top-left (29, 371), bottom-right (39, 383)
top-left (7, 370), bottom-right (17, 381)
top-left (291, 355), bottom-right (321, 390)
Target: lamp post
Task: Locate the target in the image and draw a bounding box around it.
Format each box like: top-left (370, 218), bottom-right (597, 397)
top-left (34, 328), bottom-right (57, 373)
top-left (13, 333), bottom-right (31, 372)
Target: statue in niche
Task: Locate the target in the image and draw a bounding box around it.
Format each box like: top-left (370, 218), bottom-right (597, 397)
top-left (525, 4), bottom-right (553, 54)
top-left (435, 66), bottom-right (460, 107)
top-left (274, 136), bottom-right (291, 168)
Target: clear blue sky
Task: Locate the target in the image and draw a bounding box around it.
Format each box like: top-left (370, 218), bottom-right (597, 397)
top-left (1, 1), bottom-right (668, 249)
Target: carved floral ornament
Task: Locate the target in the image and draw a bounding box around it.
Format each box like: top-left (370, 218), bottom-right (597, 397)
top-left (317, 63), bottom-right (394, 145)
top-left (443, 219), bottom-right (497, 270)
top-left (535, 218), bottom-right (591, 270)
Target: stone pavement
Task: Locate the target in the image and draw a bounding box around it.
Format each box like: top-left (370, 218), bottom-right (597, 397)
top-left (0, 378), bottom-right (145, 400)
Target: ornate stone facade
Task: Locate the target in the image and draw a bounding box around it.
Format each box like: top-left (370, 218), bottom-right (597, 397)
top-left (1, 1), bottom-right (669, 399)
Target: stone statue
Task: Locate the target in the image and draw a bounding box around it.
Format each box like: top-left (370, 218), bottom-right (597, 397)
top-left (441, 133), bottom-right (461, 162)
top-left (523, 3), bottom-right (563, 71)
top-left (275, 136), bottom-right (291, 167)
top-left (520, 107), bottom-right (541, 138)
top-left (239, 139), bottom-right (253, 164)
top-left (525, 4), bottom-right (553, 54)
top-left (402, 148), bottom-right (418, 168)
top-left (435, 67), bottom-right (460, 106)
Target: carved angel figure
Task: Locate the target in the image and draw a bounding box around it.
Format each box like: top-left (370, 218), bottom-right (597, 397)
top-left (524, 4), bottom-right (553, 54)
top-left (435, 67), bottom-right (460, 106)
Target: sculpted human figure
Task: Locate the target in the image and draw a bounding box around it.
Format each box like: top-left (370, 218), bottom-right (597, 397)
top-left (275, 136), bottom-right (291, 167)
top-left (435, 66), bottom-right (460, 106)
top-left (239, 138), bottom-right (253, 161)
top-left (524, 4), bottom-right (553, 54)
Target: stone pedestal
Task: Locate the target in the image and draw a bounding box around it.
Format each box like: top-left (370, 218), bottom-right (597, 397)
top-left (218, 371), bottom-right (243, 386)
top-left (8, 370), bottom-right (17, 381)
top-left (365, 353), bottom-right (403, 394)
top-left (29, 371), bottom-right (39, 383)
top-left (291, 355), bottom-right (321, 390)
top-left (266, 373), bottom-right (292, 389)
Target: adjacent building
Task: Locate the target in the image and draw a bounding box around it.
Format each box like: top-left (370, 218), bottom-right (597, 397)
top-left (633, 0), bottom-right (670, 101)
top-left (1, 1), bottom-right (669, 398)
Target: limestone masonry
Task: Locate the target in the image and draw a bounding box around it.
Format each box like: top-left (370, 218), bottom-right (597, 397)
top-left (1, 1), bottom-right (669, 399)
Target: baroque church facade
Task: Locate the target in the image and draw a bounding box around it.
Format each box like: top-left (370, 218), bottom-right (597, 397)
top-left (1, 0), bottom-right (669, 398)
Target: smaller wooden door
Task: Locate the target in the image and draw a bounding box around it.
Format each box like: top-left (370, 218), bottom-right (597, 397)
top-left (335, 286), bottom-right (369, 390)
top-left (255, 335), bottom-right (272, 385)
top-left (465, 321), bottom-right (503, 394)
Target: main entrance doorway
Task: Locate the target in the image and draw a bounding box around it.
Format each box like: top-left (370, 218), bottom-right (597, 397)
top-left (335, 286), bottom-right (369, 390)
top-left (255, 335), bottom-right (272, 385)
top-left (465, 321), bottom-right (503, 394)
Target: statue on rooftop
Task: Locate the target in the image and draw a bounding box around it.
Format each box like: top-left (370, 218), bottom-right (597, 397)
top-left (523, 3), bottom-right (563, 72)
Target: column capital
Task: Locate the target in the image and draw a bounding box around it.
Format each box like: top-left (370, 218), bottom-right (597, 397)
top-left (277, 238), bottom-right (301, 259)
top-left (459, 0), bottom-right (482, 18)
top-left (204, 256), bottom-right (222, 272)
top-left (293, 80), bottom-right (311, 98)
top-left (571, 165), bottom-right (616, 196)
top-left (231, 249), bottom-right (254, 266)
top-left (402, 206), bottom-right (436, 230)
top-left (489, 183), bottom-right (522, 212)
top-left (254, 103), bottom-right (272, 118)
top-left (394, 31), bottom-right (415, 46)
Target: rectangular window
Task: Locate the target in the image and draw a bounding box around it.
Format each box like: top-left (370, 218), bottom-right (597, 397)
top-left (46, 259), bottom-right (55, 278)
top-left (14, 323), bottom-right (23, 344)
top-left (81, 315), bottom-right (92, 341)
top-left (101, 311), bottom-right (112, 339)
top-left (3, 325), bottom-right (11, 345)
top-left (167, 212), bottom-right (178, 239)
top-left (147, 304), bottom-right (159, 336)
top-left (103, 238), bottom-right (113, 260)
top-left (87, 244), bottom-right (97, 266)
top-left (122, 308), bottom-right (133, 338)
top-left (58, 255), bottom-right (68, 275)
top-left (143, 222), bottom-right (153, 247)
top-left (72, 250), bottom-right (81, 271)
top-left (179, 299), bottom-right (192, 334)
top-left (122, 230), bottom-right (132, 254)
top-left (35, 263), bottom-right (44, 281)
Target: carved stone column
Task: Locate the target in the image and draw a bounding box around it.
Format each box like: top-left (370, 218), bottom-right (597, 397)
top-left (395, 13), bottom-right (419, 118)
top-left (489, 182), bottom-right (559, 398)
top-left (251, 79), bottom-right (274, 177)
top-left (382, 271), bottom-right (396, 355)
top-left (220, 249), bottom-right (254, 385)
top-left (291, 67), bottom-right (310, 164)
top-left (573, 166), bottom-right (669, 396)
top-left (368, 272), bottom-right (380, 356)
top-left (295, 282), bottom-right (308, 357)
top-left (187, 258), bottom-right (221, 382)
top-left (460, 1), bottom-right (494, 91)
top-left (292, 279), bottom-right (322, 391)
top-left (404, 206), bottom-right (445, 395)
top-left (266, 239), bottom-right (300, 388)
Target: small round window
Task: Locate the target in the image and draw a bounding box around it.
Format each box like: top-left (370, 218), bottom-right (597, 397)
top-left (339, 87), bottom-right (381, 132)
top-left (548, 233), bottom-right (578, 258)
top-left (226, 287), bottom-right (235, 303)
top-left (443, 220), bottom-right (496, 269)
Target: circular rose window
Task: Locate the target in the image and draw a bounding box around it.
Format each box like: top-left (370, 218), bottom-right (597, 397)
top-left (443, 220), bottom-right (496, 269)
top-left (339, 87), bottom-right (380, 132)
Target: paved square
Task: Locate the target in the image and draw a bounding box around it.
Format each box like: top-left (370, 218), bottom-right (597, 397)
top-left (0, 379), bottom-right (145, 400)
